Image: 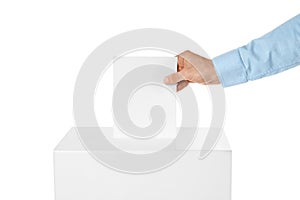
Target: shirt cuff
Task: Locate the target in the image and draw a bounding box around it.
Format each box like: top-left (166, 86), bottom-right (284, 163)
top-left (212, 49), bottom-right (248, 87)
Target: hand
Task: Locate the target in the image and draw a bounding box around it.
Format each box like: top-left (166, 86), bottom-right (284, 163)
top-left (163, 50), bottom-right (220, 91)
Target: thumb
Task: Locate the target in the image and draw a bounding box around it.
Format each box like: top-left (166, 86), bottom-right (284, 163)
top-left (163, 72), bottom-right (185, 84)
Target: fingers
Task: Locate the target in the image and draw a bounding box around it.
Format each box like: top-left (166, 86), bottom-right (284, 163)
top-left (177, 80), bottom-right (189, 92)
top-left (163, 71), bottom-right (189, 92)
top-left (177, 55), bottom-right (184, 71)
top-left (163, 72), bottom-right (185, 84)
top-left (164, 50), bottom-right (196, 91)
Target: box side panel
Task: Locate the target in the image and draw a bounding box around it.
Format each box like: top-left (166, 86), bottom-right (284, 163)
top-left (54, 150), bottom-right (231, 200)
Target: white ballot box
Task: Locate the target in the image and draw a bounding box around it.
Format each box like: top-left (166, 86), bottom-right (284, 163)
top-left (54, 128), bottom-right (231, 200)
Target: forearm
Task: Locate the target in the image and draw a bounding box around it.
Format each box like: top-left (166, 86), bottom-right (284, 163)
top-left (213, 14), bottom-right (300, 87)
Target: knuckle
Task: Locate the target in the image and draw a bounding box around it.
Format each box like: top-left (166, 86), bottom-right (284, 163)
top-left (179, 50), bottom-right (195, 62)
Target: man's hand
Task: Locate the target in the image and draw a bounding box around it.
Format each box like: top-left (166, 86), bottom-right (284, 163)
top-left (163, 50), bottom-right (220, 91)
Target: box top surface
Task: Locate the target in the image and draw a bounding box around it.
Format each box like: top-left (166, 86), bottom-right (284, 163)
top-left (55, 127), bottom-right (231, 152)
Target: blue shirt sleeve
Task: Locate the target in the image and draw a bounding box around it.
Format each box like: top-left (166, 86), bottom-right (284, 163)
top-left (213, 14), bottom-right (300, 87)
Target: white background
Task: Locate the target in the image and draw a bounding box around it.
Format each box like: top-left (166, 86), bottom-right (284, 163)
top-left (1, 0), bottom-right (300, 199)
